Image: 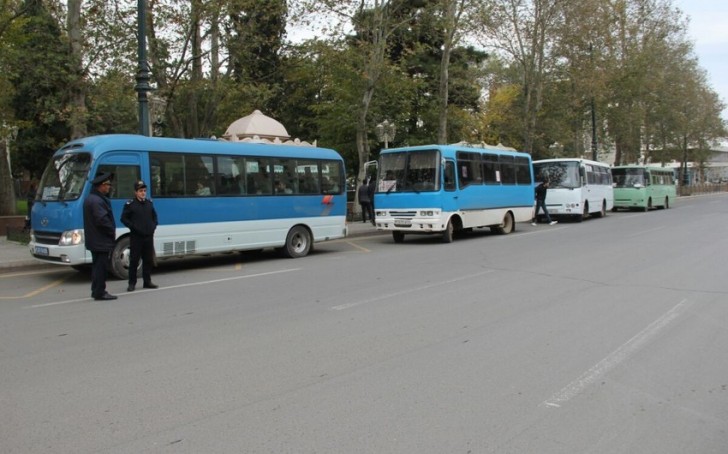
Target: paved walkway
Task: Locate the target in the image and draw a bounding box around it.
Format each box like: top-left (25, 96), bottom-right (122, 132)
top-left (0, 221), bottom-right (382, 271)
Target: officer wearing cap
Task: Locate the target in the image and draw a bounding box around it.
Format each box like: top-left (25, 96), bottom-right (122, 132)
top-left (83, 172), bottom-right (118, 300)
top-left (121, 180), bottom-right (159, 292)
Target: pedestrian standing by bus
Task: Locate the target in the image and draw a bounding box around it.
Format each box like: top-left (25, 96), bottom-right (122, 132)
top-left (367, 175), bottom-right (376, 224)
top-left (531, 179), bottom-right (558, 226)
top-left (358, 178), bottom-right (374, 224)
top-left (83, 172), bottom-right (118, 301)
top-left (121, 180), bottom-right (159, 292)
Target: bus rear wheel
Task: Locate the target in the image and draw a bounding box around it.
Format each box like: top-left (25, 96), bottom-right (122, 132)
top-left (492, 212), bottom-right (514, 234)
top-left (664, 197), bottom-right (670, 209)
top-left (280, 225), bottom-right (312, 258)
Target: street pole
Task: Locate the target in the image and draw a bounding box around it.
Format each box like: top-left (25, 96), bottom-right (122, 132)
top-left (591, 97), bottom-right (597, 161)
top-left (135, 0), bottom-right (151, 137)
top-left (589, 42), bottom-right (597, 161)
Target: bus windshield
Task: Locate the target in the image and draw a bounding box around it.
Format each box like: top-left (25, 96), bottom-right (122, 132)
top-left (377, 149), bottom-right (440, 193)
top-left (37, 152), bottom-right (92, 201)
top-left (533, 161), bottom-right (580, 189)
top-left (611, 168), bottom-right (647, 187)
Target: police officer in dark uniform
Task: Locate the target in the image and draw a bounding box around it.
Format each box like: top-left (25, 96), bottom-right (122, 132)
top-left (121, 180), bottom-right (159, 292)
top-left (83, 172), bottom-right (117, 301)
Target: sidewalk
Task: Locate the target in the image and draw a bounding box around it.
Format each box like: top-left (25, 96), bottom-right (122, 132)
top-left (0, 221), bottom-right (383, 271)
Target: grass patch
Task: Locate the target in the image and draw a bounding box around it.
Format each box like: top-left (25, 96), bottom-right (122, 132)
top-left (7, 227), bottom-right (30, 244)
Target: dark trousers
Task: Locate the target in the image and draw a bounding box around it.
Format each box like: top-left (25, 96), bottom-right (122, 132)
top-left (533, 199), bottom-right (552, 223)
top-left (360, 202), bottom-right (373, 222)
top-left (128, 235), bottom-right (155, 285)
top-left (91, 251), bottom-right (111, 298)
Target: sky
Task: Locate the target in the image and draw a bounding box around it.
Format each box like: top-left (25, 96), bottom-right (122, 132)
top-left (674, 0), bottom-right (728, 121)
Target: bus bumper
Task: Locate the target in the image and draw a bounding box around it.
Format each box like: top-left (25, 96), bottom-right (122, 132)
top-left (28, 240), bottom-right (90, 266)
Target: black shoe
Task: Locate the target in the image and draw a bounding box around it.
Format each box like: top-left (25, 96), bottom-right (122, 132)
top-left (143, 282), bottom-right (158, 289)
top-left (127, 284), bottom-right (135, 292)
top-left (94, 293), bottom-right (118, 301)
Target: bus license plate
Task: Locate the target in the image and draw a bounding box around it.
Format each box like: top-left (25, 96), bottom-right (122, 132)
top-left (35, 246), bottom-right (49, 256)
top-left (394, 219), bottom-right (411, 226)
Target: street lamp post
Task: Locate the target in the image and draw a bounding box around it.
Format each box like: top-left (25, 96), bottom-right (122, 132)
top-left (375, 120), bottom-right (396, 149)
top-left (135, 0), bottom-right (151, 137)
top-left (589, 42), bottom-right (597, 161)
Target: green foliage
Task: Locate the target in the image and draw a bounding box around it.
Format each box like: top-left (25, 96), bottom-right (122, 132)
top-left (10, 0), bottom-right (73, 178)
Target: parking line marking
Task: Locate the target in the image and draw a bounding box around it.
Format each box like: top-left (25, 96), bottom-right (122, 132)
top-left (331, 270), bottom-right (495, 311)
top-left (27, 268), bottom-right (301, 308)
top-left (541, 298), bottom-right (693, 408)
top-left (0, 276), bottom-right (71, 300)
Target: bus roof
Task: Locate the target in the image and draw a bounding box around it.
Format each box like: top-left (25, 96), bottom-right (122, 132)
top-left (56, 134), bottom-right (343, 160)
top-left (611, 164), bottom-right (673, 170)
top-left (533, 158), bottom-right (610, 167)
top-left (382, 143), bottom-right (531, 159)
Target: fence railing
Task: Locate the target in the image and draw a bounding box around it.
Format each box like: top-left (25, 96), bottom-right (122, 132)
top-left (678, 183), bottom-right (728, 196)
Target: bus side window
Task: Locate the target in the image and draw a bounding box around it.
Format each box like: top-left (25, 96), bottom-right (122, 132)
top-left (444, 160), bottom-right (456, 191)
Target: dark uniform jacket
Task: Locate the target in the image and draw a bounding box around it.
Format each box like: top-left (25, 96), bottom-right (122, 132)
top-left (535, 182), bottom-right (548, 202)
top-left (121, 197), bottom-right (158, 237)
top-left (83, 189), bottom-right (116, 252)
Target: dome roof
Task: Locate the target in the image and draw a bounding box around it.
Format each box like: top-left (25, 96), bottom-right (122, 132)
top-left (223, 110), bottom-right (290, 141)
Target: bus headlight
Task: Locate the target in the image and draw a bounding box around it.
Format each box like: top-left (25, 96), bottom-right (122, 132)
top-left (376, 210), bottom-right (387, 217)
top-left (420, 210), bottom-right (435, 217)
top-left (60, 229), bottom-right (84, 246)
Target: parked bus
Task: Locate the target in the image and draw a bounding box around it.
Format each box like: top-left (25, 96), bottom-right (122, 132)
top-left (532, 158), bottom-right (613, 221)
top-left (611, 165), bottom-right (676, 211)
top-left (373, 143), bottom-right (534, 243)
top-left (29, 134), bottom-right (347, 278)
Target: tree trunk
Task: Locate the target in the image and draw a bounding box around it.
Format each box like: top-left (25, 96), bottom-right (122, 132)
top-left (0, 138), bottom-right (17, 216)
top-left (67, 0), bottom-right (87, 139)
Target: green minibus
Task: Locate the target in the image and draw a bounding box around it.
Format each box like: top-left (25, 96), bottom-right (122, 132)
top-left (611, 165), bottom-right (676, 211)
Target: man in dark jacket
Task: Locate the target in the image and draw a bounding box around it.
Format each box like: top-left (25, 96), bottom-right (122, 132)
top-left (121, 180), bottom-right (159, 292)
top-left (531, 179), bottom-right (558, 226)
top-left (83, 172), bottom-right (118, 300)
top-left (358, 178), bottom-right (374, 224)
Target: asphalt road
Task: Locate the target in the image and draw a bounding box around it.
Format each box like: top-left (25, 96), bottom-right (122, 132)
top-left (1, 194), bottom-right (727, 453)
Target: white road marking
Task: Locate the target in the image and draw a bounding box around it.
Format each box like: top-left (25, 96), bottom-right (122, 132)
top-left (331, 270), bottom-right (495, 311)
top-left (27, 268), bottom-right (301, 308)
top-left (541, 298), bottom-right (693, 408)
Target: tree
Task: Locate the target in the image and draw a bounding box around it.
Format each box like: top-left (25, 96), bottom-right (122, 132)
top-left (11, 0), bottom-right (73, 180)
top-left (476, 0), bottom-right (565, 155)
top-left (0, 0), bottom-right (25, 215)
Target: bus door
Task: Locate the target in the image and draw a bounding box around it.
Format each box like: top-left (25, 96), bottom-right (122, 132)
top-left (94, 153), bottom-right (143, 221)
top-left (442, 159), bottom-right (458, 213)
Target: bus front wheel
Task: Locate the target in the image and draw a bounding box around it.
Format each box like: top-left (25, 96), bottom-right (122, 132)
top-left (393, 231), bottom-right (405, 243)
top-left (442, 220), bottom-right (454, 243)
top-left (110, 236), bottom-right (138, 280)
top-left (280, 225), bottom-right (312, 258)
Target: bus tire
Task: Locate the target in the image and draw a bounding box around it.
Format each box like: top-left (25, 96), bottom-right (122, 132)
top-left (580, 202), bottom-right (589, 222)
top-left (281, 225), bottom-right (311, 258)
top-left (110, 236), bottom-right (137, 280)
top-left (593, 200), bottom-right (606, 218)
top-left (442, 220), bottom-right (454, 243)
top-left (643, 199), bottom-right (651, 212)
top-left (664, 197), bottom-right (670, 209)
top-left (492, 212), bottom-right (514, 235)
top-left (393, 231), bottom-right (405, 243)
